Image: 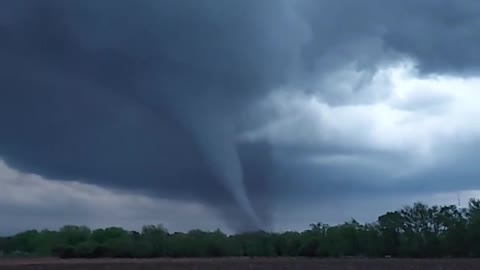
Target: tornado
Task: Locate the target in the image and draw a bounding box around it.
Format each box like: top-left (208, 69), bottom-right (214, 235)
top-left (164, 98), bottom-right (264, 229)
top-left (128, 85), bottom-right (264, 229)
top-left (189, 114), bottom-right (263, 229)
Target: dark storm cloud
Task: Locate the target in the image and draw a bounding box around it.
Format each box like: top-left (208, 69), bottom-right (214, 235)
top-left (307, 0), bottom-right (480, 72)
top-left (0, 0), bottom-right (306, 230)
top-left (295, 0), bottom-right (480, 105)
top-left (2, 0), bottom-right (480, 231)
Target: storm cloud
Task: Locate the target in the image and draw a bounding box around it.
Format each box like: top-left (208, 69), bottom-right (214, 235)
top-left (1, 0), bottom-right (480, 232)
top-left (0, 0), bottom-right (307, 230)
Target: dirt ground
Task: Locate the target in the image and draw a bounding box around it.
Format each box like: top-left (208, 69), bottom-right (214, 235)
top-left (1, 258), bottom-right (480, 270)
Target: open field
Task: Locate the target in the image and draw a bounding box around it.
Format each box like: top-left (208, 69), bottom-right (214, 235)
top-left (1, 258), bottom-right (480, 270)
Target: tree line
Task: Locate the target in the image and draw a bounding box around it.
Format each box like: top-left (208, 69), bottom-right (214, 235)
top-left (2, 199), bottom-right (480, 258)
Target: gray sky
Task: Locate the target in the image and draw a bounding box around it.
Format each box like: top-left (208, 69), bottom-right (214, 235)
top-left (1, 0), bottom-right (480, 233)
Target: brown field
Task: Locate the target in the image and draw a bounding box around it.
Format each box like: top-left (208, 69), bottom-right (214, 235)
top-left (1, 258), bottom-right (480, 270)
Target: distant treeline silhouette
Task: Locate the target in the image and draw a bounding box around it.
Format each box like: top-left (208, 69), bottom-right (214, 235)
top-left (2, 199), bottom-right (480, 258)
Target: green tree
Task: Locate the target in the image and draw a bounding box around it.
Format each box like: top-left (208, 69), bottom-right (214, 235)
top-left (4, 199), bottom-right (480, 259)
top-left (141, 225), bottom-right (168, 257)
